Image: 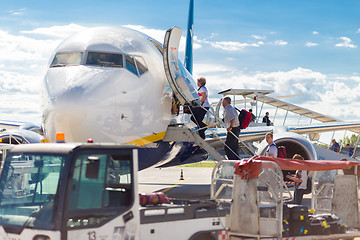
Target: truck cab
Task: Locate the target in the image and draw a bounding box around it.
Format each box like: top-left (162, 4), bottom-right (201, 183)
top-left (0, 143), bottom-right (138, 240)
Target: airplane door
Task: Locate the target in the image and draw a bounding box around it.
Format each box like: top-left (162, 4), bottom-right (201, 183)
top-left (163, 27), bottom-right (200, 106)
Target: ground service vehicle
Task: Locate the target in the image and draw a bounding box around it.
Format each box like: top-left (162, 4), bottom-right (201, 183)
top-left (211, 157), bottom-right (360, 239)
top-left (0, 143), bottom-right (226, 240)
top-left (2, 143), bottom-right (360, 240)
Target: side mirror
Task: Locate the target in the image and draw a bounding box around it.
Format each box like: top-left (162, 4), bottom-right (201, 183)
top-left (86, 156), bottom-right (100, 179)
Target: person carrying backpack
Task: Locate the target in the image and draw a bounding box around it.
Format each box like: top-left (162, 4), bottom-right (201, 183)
top-left (264, 132), bottom-right (278, 158)
top-left (222, 97), bottom-right (240, 160)
top-left (235, 108), bottom-right (252, 129)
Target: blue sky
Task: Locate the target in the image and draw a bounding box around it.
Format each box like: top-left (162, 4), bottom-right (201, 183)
top-left (1, 0), bottom-right (360, 143)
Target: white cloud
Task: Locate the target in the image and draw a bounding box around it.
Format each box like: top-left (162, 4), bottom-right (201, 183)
top-left (335, 36), bottom-right (357, 48)
top-left (252, 34), bottom-right (266, 40)
top-left (122, 24), bottom-right (165, 43)
top-left (357, 28), bottom-right (360, 33)
top-left (123, 24), bottom-right (202, 53)
top-left (273, 40), bottom-right (288, 46)
top-left (312, 31), bottom-right (319, 35)
top-left (0, 26), bottom-right (77, 122)
top-left (9, 8), bottom-right (26, 16)
top-left (21, 24), bottom-right (86, 38)
top-left (209, 33), bottom-right (218, 39)
top-left (0, 30), bottom-right (60, 63)
top-left (194, 64), bottom-right (360, 121)
top-left (210, 41), bottom-right (262, 51)
top-left (305, 42), bottom-right (319, 47)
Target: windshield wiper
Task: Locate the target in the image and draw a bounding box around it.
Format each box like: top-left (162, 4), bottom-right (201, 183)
top-left (51, 63), bottom-right (66, 67)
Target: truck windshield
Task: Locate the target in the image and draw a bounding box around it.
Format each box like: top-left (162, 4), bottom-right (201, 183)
top-left (0, 153), bottom-right (65, 229)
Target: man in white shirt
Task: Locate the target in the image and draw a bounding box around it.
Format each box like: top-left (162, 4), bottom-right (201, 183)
top-left (264, 132), bottom-right (278, 158)
top-left (222, 97), bottom-right (240, 160)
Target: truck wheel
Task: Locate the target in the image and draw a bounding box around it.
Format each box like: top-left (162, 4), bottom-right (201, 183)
top-left (189, 231), bottom-right (216, 240)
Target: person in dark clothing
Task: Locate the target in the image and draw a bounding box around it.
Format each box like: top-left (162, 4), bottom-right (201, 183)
top-left (286, 154), bottom-right (308, 205)
top-left (222, 97), bottom-right (240, 160)
top-left (262, 112), bottom-right (272, 126)
top-left (330, 139), bottom-right (340, 153)
top-left (249, 109), bottom-right (256, 122)
top-left (346, 143), bottom-right (354, 157)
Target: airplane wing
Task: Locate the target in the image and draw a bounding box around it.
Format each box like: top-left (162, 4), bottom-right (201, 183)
top-left (205, 121), bottom-right (360, 147)
top-left (219, 88), bottom-right (339, 123)
top-left (0, 120), bottom-right (25, 130)
top-left (287, 121), bottom-right (360, 135)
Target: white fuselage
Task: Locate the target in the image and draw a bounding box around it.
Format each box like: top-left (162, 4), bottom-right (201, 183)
top-left (42, 27), bottom-right (173, 144)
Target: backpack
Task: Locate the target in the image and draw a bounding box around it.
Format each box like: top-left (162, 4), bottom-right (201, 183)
top-left (277, 145), bottom-right (296, 183)
top-left (238, 109), bottom-right (252, 129)
top-left (277, 146), bottom-right (287, 158)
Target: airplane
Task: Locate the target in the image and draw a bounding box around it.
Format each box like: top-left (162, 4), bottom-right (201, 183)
top-left (1, 0), bottom-right (360, 171)
top-left (40, 0), bottom-right (204, 170)
top-left (0, 120), bottom-right (43, 144)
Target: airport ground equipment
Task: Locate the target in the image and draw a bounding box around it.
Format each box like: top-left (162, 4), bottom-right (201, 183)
top-left (0, 143), bottom-right (226, 240)
top-left (211, 157), bottom-right (360, 239)
top-left (2, 143), bottom-right (360, 240)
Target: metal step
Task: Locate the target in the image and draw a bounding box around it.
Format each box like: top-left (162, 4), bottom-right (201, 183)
top-left (163, 124), bottom-right (225, 162)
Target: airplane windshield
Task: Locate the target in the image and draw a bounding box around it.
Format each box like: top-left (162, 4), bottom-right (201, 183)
top-left (86, 52), bottom-right (123, 67)
top-left (0, 153), bottom-right (65, 230)
top-left (51, 52), bottom-right (83, 67)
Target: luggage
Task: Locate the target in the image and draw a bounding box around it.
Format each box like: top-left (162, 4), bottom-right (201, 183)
top-left (313, 214), bottom-right (346, 234)
top-left (289, 221), bottom-right (309, 236)
top-left (236, 108), bottom-right (252, 129)
top-left (308, 215), bottom-right (331, 235)
top-left (277, 146), bottom-right (287, 158)
top-left (285, 204), bottom-right (309, 221)
top-left (277, 146), bottom-right (297, 183)
top-left (284, 204), bottom-right (310, 236)
top-left (283, 204), bottom-right (290, 221)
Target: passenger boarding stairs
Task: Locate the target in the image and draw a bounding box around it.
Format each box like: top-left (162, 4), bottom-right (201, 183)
top-left (163, 124), bottom-right (224, 162)
top-left (163, 123), bottom-right (255, 162)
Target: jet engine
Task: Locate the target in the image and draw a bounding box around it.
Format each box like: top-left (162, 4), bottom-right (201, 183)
top-left (256, 131), bottom-right (317, 160)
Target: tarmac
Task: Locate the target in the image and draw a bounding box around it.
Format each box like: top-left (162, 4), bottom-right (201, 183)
top-left (138, 166), bottom-right (213, 200)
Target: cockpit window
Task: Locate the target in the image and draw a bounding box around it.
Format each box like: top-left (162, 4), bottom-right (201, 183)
top-left (86, 52), bottom-right (123, 67)
top-left (134, 56), bottom-right (148, 75)
top-left (125, 55), bottom-right (148, 77)
top-left (51, 52), bottom-right (83, 67)
top-left (50, 51), bottom-right (147, 76)
top-left (125, 56), bottom-right (138, 75)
